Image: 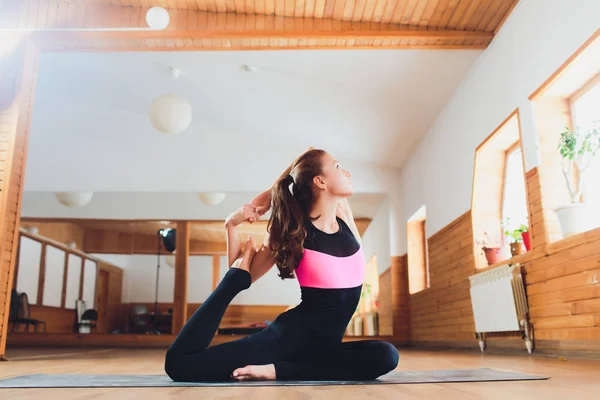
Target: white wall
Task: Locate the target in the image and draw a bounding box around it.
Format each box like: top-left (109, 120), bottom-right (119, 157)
top-left (15, 237), bottom-right (42, 304)
top-left (21, 191), bottom-right (389, 220)
top-left (361, 197), bottom-right (392, 275)
top-left (96, 253), bottom-right (300, 306)
top-left (399, 0), bottom-right (600, 251)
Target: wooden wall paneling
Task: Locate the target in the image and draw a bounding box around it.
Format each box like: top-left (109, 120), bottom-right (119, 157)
top-left (95, 269), bottom-right (109, 333)
top-left (82, 228), bottom-right (226, 255)
top-left (378, 267), bottom-right (393, 336)
top-left (19, 222), bottom-right (85, 249)
top-left (0, 39), bottom-right (39, 359)
top-left (26, 305), bottom-right (74, 333)
top-left (391, 255), bottom-right (409, 340)
top-left (106, 268), bottom-right (123, 333)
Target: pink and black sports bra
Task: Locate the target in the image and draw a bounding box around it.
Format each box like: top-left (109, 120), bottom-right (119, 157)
top-left (277, 216), bottom-right (365, 343)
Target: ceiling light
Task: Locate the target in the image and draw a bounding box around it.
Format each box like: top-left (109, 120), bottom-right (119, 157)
top-left (146, 7), bottom-right (170, 30)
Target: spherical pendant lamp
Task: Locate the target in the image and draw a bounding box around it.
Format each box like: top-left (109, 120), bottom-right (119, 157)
top-left (55, 192), bottom-right (93, 208)
top-left (198, 192), bottom-right (226, 206)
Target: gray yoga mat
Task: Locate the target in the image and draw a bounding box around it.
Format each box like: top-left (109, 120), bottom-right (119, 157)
top-left (0, 368), bottom-right (548, 388)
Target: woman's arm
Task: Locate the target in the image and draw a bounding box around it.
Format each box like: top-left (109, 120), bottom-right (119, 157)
top-left (336, 198), bottom-right (362, 246)
top-left (224, 204), bottom-right (260, 267)
top-left (248, 233), bottom-right (276, 284)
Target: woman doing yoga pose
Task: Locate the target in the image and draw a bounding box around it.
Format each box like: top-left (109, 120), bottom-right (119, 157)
top-left (164, 149), bottom-right (399, 382)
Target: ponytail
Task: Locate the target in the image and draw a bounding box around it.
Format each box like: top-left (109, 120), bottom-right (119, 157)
top-left (267, 149), bottom-right (325, 280)
top-left (268, 175), bottom-right (307, 279)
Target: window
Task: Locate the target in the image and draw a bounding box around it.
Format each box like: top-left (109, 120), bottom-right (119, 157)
top-left (472, 111), bottom-right (529, 269)
top-left (407, 205), bottom-right (429, 294)
top-left (529, 30), bottom-right (600, 243)
top-left (502, 144), bottom-right (529, 234)
top-left (570, 76), bottom-right (600, 211)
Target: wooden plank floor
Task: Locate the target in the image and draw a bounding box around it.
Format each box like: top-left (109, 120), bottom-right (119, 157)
top-left (0, 347), bottom-right (599, 399)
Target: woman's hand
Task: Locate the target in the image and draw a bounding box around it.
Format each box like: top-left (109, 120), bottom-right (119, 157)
top-left (249, 189), bottom-right (271, 216)
top-left (225, 204), bottom-right (262, 228)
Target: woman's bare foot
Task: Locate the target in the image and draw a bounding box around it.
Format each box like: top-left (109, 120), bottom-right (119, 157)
top-left (231, 364), bottom-right (276, 381)
top-left (230, 236), bottom-right (256, 273)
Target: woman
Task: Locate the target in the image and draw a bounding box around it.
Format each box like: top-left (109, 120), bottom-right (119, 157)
top-left (164, 149), bottom-right (399, 382)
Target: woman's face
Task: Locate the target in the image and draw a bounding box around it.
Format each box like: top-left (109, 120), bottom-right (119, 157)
top-left (317, 152), bottom-right (354, 197)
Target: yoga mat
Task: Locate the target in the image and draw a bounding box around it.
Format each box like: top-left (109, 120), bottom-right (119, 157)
top-left (0, 368), bottom-right (548, 388)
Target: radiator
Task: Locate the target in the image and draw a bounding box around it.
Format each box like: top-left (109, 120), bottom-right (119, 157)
top-left (468, 263), bottom-right (533, 353)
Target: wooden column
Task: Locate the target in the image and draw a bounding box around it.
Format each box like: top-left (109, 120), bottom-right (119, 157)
top-left (36, 244), bottom-right (47, 305)
top-left (172, 222), bottom-right (190, 335)
top-left (60, 254), bottom-right (69, 308)
top-left (391, 255), bottom-right (410, 342)
top-left (212, 255), bottom-right (220, 291)
top-left (0, 38), bottom-right (39, 359)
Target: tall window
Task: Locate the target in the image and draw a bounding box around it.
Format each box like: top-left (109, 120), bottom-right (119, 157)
top-left (407, 205), bottom-right (429, 294)
top-left (472, 112), bottom-right (528, 268)
top-left (570, 76), bottom-right (600, 210)
top-left (502, 144), bottom-right (529, 233)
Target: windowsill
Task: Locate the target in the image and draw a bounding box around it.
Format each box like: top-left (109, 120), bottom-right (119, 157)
top-left (477, 249), bottom-right (542, 273)
top-left (476, 225), bottom-right (600, 273)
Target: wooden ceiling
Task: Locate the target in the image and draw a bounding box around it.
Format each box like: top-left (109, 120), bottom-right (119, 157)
top-left (2, 0), bottom-right (519, 51)
top-left (32, 0), bottom-right (515, 28)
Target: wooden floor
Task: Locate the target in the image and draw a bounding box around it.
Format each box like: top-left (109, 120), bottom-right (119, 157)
top-left (1, 347), bottom-right (599, 399)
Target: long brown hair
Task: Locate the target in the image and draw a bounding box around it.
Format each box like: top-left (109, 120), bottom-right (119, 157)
top-left (268, 149), bottom-right (325, 280)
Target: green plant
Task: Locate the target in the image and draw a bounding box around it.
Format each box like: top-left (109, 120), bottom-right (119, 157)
top-left (558, 121), bottom-right (600, 203)
top-left (502, 218), bottom-right (528, 243)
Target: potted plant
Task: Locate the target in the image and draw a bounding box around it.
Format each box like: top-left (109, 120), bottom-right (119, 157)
top-left (556, 121), bottom-right (600, 237)
top-left (502, 218), bottom-right (528, 256)
top-left (505, 226), bottom-right (526, 256)
top-left (475, 232), bottom-right (505, 265)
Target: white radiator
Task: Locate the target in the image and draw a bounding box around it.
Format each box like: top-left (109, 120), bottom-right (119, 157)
top-left (468, 263), bottom-right (533, 353)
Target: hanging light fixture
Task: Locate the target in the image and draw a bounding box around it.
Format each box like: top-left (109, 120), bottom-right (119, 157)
top-left (146, 7), bottom-right (171, 30)
top-left (198, 192), bottom-right (226, 206)
top-left (149, 93), bottom-right (192, 134)
top-left (149, 67), bottom-right (192, 135)
top-left (55, 192), bottom-right (93, 208)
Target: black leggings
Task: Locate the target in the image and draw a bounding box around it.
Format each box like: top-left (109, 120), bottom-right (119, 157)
top-left (164, 268), bottom-right (399, 382)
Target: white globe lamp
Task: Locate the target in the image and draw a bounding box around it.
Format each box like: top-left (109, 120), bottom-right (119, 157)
top-left (198, 192), bottom-right (226, 206)
top-left (55, 192), bottom-right (93, 208)
top-left (149, 93), bottom-right (192, 134)
top-left (146, 7), bottom-right (170, 30)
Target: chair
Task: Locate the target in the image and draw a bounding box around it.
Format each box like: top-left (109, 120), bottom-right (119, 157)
top-left (75, 309), bottom-right (98, 333)
top-left (10, 290), bottom-right (46, 332)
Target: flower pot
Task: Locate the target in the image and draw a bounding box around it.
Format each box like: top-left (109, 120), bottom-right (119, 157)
top-left (556, 203), bottom-right (600, 238)
top-left (483, 247), bottom-right (502, 265)
top-left (522, 231), bottom-right (531, 251)
top-left (510, 242), bottom-right (523, 256)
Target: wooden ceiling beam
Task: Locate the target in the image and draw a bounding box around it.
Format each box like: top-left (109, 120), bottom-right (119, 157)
top-left (2, 4), bottom-right (493, 51)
